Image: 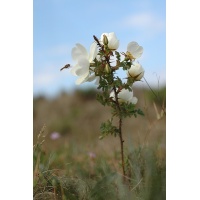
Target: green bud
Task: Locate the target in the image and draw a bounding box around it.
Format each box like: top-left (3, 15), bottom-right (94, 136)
top-left (104, 64), bottom-right (111, 74)
top-left (103, 35), bottom-right (108, 45)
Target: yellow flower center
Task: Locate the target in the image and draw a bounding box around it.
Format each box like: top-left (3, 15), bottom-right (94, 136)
top-left (126, 51), bottom-right (135, 60)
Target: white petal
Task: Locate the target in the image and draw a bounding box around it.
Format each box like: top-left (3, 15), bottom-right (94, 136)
top-left (129, 97), bottom-right (138, 104)
top-left (127, 41), bottom-right (138, 51)
top-left (127, 62), bottom-right (144, 80)
top-left (133, 46), bottom-right (143, 58)
top-left (108, 32), bottom-right (118, 41)
top-left (109, 90), bottom-right (115, 100)
top-left (118, 89), bottom-right (132, 102)
top-left (75, 73), bottom-right (89, 85)
top-left (75, 57), bottom-right (90, 76)
top-left (107, 32), bottom-right (119, 50)
top-left (70, 64), bottom-right (80, 76)
top-left (94, 76), bottom-right (100, 85)
top-left (127, 41), bottom-right (143, 58)
top-left (76, 68), bottom-right (89, 77)
top-left (136, 70), bottom-right (145, 80)
top-left (77, 57), bottom-right (90, 67)
top-left (87, 73), bottom-right (96, 82)
top-left (71, 43), bottom-right (88, 61)
top-left (108, 39), bottom-right (119, 50)
top-left (88, 42), bottom-right (98, 62)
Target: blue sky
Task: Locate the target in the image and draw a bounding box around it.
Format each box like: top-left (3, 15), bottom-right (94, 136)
top-left (33, 0), bottom-right (166, 97)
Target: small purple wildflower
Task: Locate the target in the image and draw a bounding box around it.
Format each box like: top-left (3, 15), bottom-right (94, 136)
top-left (88, 152), bottom-right (96, 159)
top-left (50, 132), bottom-right (61, 140)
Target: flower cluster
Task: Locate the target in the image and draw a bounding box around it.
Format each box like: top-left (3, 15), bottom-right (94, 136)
top-left (70, 32), bottom-right (144, 105)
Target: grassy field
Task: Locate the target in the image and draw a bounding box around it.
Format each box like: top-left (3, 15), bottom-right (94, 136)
top-left (33, 86), bottom-right (166, 200)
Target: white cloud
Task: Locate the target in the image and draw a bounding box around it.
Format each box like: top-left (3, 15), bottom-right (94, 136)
top-left (121, 12), bottom-right (165, 34)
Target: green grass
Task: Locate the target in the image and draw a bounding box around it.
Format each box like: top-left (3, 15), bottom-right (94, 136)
top-left (33, 130), bottom-right (165, 200)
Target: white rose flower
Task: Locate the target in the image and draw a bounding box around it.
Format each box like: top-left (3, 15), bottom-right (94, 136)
top-left (127, 41), bottom-right (143, 59)
top-left (100, 32), bottom-right (119, 50)
top-left (71, 42), bottom-right (98, 85)
top-left (127, 62), bottom-right (144, 81)
top-left (110, 88), bottom-right (138, 104)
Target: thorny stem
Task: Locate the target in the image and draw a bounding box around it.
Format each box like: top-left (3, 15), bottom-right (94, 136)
top-left (93, 35), bottom-right (127, 181)
top-left (113, 86), bottom-right (126, 181)
top-left (119, 117), bottom-right (125, 178)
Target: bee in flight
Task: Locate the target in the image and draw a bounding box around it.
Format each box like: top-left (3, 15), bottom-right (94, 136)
top-left (60, 64), bottom-right (70, 71)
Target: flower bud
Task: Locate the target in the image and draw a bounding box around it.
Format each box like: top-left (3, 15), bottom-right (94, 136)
top-left (103, 34), bottom-right (108, 46)
top-left (104, 64), bottom-right (111, 74)
top-left (127, 62), bottom-right (144, 81)
top-left (100, 32), bottom-right (119, 50)
top-left (110, 89), bottom-right (138, 104)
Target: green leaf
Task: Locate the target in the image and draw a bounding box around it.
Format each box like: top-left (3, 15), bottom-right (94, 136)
top-left (111, 102), bottom-right (145, 119)
top-left (100, 120), bottom-right (119, 138)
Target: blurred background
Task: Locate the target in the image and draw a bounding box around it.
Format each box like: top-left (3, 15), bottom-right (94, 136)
top-left (33, 1), bottom-right (166, 198)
